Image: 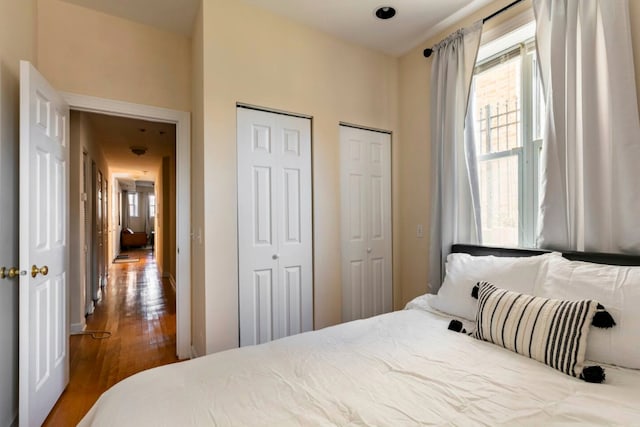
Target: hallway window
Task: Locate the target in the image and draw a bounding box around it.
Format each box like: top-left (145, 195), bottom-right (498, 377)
top-left (128, 192), bottom-right (139, 217)
top-left (149, 194), bottom-right (156, 218)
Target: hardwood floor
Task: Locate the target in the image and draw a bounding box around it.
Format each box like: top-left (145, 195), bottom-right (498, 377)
top-left (43, 249), bottom-right (179, 426)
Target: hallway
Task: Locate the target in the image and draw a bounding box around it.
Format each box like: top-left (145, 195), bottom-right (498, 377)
top-left (44, 249), bottom-right (179, 426)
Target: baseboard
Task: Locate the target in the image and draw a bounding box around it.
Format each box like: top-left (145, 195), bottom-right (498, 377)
top-left (163, 272), bottom-right (176, 291)
top-left (190, 345), bottom-right (199, 359)
top-left (70, 321), bottom-right (86, 334)
top-left (86, 300), bottom-right (95, 315)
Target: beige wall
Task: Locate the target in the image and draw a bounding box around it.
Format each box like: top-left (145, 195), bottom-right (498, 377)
top-left (168, 154), bottom-right (177, 278)
top-left (198, 0), bottom-right (400, 354)
top-left (68, 110), bottom-right (85, 331)
top-left (156, 161), bottom-right (165, 278)
top-left (68, 111), bottom-right (110, 330)
top-left (69, 111), bottom-right (109, 329)
top-left (157, 155), bottom-right (177, 281)
top-left (37, 0), bottom-right (192, 111)
top-left (0, 1), bottom-right (36, 424)
top-left (190, 2), bottom-right (206, 356)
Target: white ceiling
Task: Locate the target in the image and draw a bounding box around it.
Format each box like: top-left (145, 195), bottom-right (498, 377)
top-left (83, 112), bottom-right (175, 182)
top-left (60, 0), bottom-right (496, 56)
top-left (242, 0), bottom-right (495, 56)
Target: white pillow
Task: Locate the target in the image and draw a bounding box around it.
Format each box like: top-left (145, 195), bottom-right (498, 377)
top-left (429, 252), bottom-right (558, 321)
top-left (535, 256), bottom-right (640, 369)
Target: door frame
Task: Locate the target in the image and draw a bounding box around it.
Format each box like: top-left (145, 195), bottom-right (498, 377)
top-left (63, 92), bottom-right (192, 359)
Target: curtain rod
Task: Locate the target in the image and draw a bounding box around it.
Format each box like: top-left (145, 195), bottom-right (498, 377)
top-left (422, 0), bottom-right (525, 58)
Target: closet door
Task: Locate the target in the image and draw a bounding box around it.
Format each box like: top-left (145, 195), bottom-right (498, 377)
top-left (237, 108), bottom-right (312, 347)
top-left (340, 125), bottom-right (392, 322)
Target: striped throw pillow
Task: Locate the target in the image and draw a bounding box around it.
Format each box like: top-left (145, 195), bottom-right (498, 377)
top-left (472, 281), bottom-right (605, 382)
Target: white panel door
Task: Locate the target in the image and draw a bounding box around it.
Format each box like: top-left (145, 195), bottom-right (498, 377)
top-left (340, 126), bottom-right (392, 322)
top-left (237, 108), bottom-right (312, 347)
top-left (19, 61), bottom-right (70, 427)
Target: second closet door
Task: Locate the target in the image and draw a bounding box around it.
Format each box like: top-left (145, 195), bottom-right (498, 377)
top-left (237, 108), bottom-right (313, 347)
top-left (340, 125), bottom-right (392, 322)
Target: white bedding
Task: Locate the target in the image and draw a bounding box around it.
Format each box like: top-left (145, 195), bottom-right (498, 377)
top-left (80, 296), bottom-right (640, 426)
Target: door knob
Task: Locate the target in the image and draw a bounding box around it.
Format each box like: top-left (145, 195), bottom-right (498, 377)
top-left (272, 254), bottom-right (279, 260)
top-left (367, 248), bottom-right (372, 253)
top-left (31, 265), bottom-right (49, 278)
top-left (0, 267), bottom-right (20, 279)
top-left (8, 267), bottom-right (22, 279)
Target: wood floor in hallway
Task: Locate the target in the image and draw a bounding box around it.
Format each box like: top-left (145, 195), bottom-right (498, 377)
top-left (43, 249), bottom-right (180, 426)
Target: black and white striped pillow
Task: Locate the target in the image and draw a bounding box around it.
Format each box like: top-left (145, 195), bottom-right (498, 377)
top-left (472, 281), bottom-right (607, 382)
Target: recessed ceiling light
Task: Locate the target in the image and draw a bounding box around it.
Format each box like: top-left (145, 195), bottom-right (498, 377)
top-left (375, 6), bottom-right (396, 20)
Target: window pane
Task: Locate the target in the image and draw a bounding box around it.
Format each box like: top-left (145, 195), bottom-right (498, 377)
top-left (475, 55), bottom-right (521, 155)
top-left (478, 155), bottom-right (519, 247)
top-left (128, 192), bottom-right (138, 217)
top-left (149, 194), bottom-right (156, 218)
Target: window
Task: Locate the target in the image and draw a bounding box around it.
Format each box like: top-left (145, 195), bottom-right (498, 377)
top-left (149, 194), bottom-right (156, 218)
top-left (471, 22), bottom-right (544, 248)
top-left (128, 192), bottom-right (139, 217)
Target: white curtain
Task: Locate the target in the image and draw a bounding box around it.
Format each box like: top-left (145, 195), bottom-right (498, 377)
top-left (428, 21), bottom-right (483, 292)
top-left (534, 0), bottom-right (640, 253)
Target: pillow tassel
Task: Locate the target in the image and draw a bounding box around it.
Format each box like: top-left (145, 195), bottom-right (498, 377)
top-left (471, 283), bottom-right (479, 299)
top-left (447, 320), bottom-right (466, 334)
top-left (592, 304), bottom-right (616, 328)
top-left (580, 366), bottom-right (606, 383)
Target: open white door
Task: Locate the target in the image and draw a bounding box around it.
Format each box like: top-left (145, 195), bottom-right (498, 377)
top-left (19, 61), bottom-right (69, 427)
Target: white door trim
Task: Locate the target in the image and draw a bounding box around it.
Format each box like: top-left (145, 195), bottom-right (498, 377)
top-left (62, 92), bottom-right (192, 360)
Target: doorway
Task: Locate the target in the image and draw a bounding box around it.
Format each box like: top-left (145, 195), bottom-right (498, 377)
top-left (69, 108), bottom-right (178, 339)
top-left (64, 93), bottom-right (191, 359)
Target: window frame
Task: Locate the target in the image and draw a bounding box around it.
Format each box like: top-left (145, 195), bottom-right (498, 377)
top-left (148, 194), bottom-right (156, 219)
top-left (474, 37), bottom-right (543, 248)
top-left (128, 192), bottom-right (139, 218)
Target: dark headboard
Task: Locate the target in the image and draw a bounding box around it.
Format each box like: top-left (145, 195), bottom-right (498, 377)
top-left (452, 244), bottom-right (640, 267)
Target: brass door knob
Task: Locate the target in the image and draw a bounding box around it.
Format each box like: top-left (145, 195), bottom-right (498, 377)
top-left (0, 267), bottom-right (19, 279)
top-left (31, 265), bottom-right (49, 278)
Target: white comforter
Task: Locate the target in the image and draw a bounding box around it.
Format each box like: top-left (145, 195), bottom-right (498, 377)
top-left (80, 297), bottom-right (640, 426)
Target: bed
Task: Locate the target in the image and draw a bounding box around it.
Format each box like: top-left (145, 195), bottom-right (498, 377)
top-left (79, 246), bottom-right (640, 426)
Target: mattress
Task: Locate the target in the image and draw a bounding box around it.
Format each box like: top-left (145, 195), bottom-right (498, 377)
top-left (80, 296), bottom-right (640, 426)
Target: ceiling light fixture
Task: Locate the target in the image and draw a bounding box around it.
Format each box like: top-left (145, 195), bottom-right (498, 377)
top-left (130, 146), bottom-right (148, 156)
top-left (375, 6), bottom-right (396, 20)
